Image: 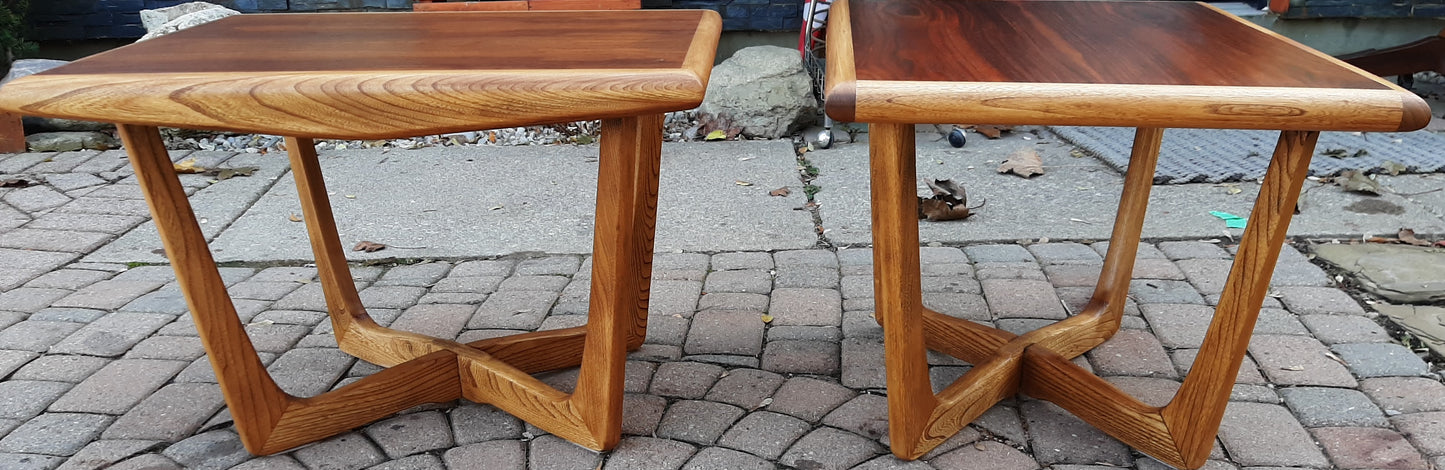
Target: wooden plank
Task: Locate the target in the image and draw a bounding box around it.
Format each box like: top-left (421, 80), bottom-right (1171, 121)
top-left (415, 1), bottom-right (529, 10)
top-left (118, 124), bottom-right (292, 453)
top-left (529, 0), bottom-right (641, 9)
top-left (0, 11), bottom-right (719, 140)
top-left (0, 113), bottom-right (25, 153)
top-left (1163, 130), bottom-right (1320, 468)
top-left (847, 0), bottom-right (1386, 90)
top-left (868, 122), bottom-right (939, 458)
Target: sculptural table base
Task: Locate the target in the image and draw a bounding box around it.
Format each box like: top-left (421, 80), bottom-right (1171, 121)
top-left (117, 115), bottom-right (664, 455)
top-left (868, 123), bottom-right (1320, 469)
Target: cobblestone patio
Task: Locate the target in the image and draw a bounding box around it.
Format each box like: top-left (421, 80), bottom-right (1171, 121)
top-left (2, 148), bottom-right (1444, 469)
top-left (1, 245), bottom-right (1442, 469)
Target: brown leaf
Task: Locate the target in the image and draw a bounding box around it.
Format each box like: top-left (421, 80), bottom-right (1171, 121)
top-left (769, 187), bottom-right (791, 197)
top-left (1336, 170), bottom-right (1382, 195)
top-left (1398, 228), bottom-right (1435, 247)
top-left (919, 197), bottom-right (974, 221)
top-left (287, 213), bottom-right (302, 222)
top-left (925, 179), bottom-right (967, 205)
top-left (0, 178), bottom-right (35, 188)
top-left (206, 166), bottom-right (258, 181)
top-left (173, 158), bottom-right (204, 174)
top-left (353, 241), bottom-right (386, 253)
top-left (971, 125), bottom-right (1012, 139)
top-left (997, 148), bottom-right (1044, 178)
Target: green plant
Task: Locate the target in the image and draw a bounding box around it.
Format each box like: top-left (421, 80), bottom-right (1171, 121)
top-left (0, 0), bottom-right (36, 60)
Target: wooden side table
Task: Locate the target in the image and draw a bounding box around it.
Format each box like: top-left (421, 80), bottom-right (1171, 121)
top-left (822, 1), bottom-right (1429, 468)
top-left (0, 10), bottom-right (719, 455)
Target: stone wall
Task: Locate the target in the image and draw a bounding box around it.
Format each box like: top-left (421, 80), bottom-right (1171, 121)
top-left (26, 0), bottom-right (803, 41)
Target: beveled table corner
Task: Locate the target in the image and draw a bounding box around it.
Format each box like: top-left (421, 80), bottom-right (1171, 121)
top-left (822, 0), bottom-right (1427, 468)
top-left (0, 9), bottom-right (720, 456)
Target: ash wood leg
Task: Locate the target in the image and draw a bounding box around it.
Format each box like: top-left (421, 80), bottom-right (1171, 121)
top-left (875, 128), bottom-right (1319, 470)
top-left (573, 114), bottom-right (662, 447)
top-left (1161, 130), bottom-right (1320, 467)
top-left (868, 122), bottom-right (940, 455)
top-left (120, 125), bottom-right (463, 454)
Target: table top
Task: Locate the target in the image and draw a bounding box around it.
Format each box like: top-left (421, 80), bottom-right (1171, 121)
top-left (0, 10), bottom-right (720, 139)
top-left (823, 0), bottom-right (1429, 132)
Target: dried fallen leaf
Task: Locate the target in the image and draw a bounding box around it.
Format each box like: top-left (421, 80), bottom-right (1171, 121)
top-left (705, 130), bottom-right (727, 141)
top-left (1321, 148), bottom-right (1368, 158)
top-left (1282, 365), bottom-right (1305, 371)
top-left (735, 180), bottom-right (753, 186)
top-left (997, 148), bottom-right (1044, 178)
top-left (1381, 160), bottom-right (1408, 176)
top-left (287, 213), bottom-right (302, 222)
top-left (760, 314), bottom-right (774, 323)
top-left (210, 166), bottom-right (258, 181)
top-left (173, 158), bottom-right (204, 174)
top-left (353, 241), bottom-right (386, 253)
top-left (769, 187), bottom-right (791, 197)
top-left (971, 125), bottom-right (1011, 139)
top-left (917, 179), bottom-right (983, 221)
top-left (0, 178), bottom-right (35, 188)
top-left (1337, 170), bottom-right (1382, 195)
top-left (1398, 228), bottom-right (1435, 247)
top-left (975, 442), bottom-right (989, 451)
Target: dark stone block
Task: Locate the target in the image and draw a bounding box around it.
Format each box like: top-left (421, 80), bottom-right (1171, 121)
top-left (725, 5), bottom-right (750, 18)
top-left (722, 17), bottom-right (745, 30)
top-left (88, 24), bottom-right (145, 38)
top-left (752, 15), bottom-right (785, 31)
top-left (32, 1), bottom-right (98, 16)
top-left (217, 0), bottom-right (262, 12)
top-left (31, 24), bottom-right (87, 41)
top-left (260, 0), bottom-right (289, 10)
top-left (144, 0), bottom-right (190, 8)
top-left (83, 12), bottom-right (116, 27)
top-left (101, 0), bottom-right (146, 11)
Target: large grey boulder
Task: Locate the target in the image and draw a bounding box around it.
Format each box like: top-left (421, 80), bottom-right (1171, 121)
top-left (1, 59), bottom-right (114, 133)
top-left (26, 132), bottom-right (119, 152)
top-left (697, 45), bottom-right (818, 139)
top-left (139, 2), bottom-right (240, 41)
top-left (1313, 243), bottom-right (1445, 303)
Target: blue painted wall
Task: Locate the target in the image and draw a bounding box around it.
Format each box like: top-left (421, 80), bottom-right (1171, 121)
top-left (26, 0), bottom-right (803, 41)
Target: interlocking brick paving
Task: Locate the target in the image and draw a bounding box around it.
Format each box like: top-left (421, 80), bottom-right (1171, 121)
top-left (1, 163), bottom-right (1441, 470)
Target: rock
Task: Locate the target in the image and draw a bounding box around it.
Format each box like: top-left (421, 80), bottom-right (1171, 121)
top-left (2, 59), bottom-right (113, 133)
top-left (139, 2), bottom-right (241, 42)
top-left (24, 117), bottom-right (113, 133)
top-left (1376, 304), bottom-right (1445, 358)
top-left (1312, 244), bottom-right (1445, 303)
top-left (697, 45), bottom-right (818, 139)
top-left (2, 59), bottom-right (69, 85)
top-left (26, 131), bottom-right (119, 152)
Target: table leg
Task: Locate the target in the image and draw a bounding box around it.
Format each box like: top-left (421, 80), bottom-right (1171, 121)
top-left (1161, 129), bottom-right (1320, 466)
top-left (868, 122), bottom-right (939, 452)
top-left (573, 113), bottom-right (663, 446)
top-left (118, 125), bottom-right (461, 454)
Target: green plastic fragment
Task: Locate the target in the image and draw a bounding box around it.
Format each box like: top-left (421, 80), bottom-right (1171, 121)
top-left (1210, 211), bottom-right (1247, 229)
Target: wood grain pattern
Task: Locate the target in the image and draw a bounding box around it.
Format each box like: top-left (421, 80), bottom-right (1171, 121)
top-left (849, 0), bottom-right (1383, 89)
top-left (41, 12), bottom-right (701, 74)
top-left (114, 115), bottom-right (673, 455)
top-left (119, 124), bottom-right (292, 452)
top-left (0, 112), bottom-right (24, 153)
top-left (1162, 130), bottom-right (1320, 468)
top-left (822, 0), bottom-right (1430, 132)
top-left (846, 81), bottom-right (1424, 132)
top-left (414, 0), bottom-right (641, 11)
top-left (822, 0), bottom-right (857, 123)
top-left (867, 124), bottom-right (1325, 469)
top-left (0, 11), bottom-right (721, 140)
top-left (869, 122), bottom-right (938, 456)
